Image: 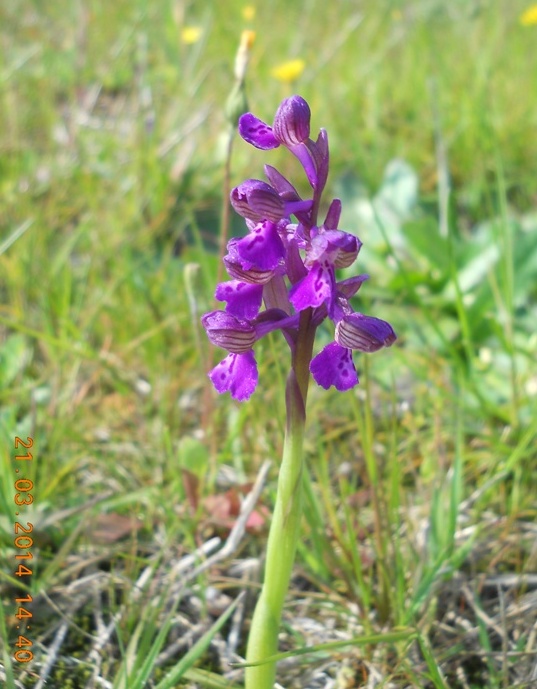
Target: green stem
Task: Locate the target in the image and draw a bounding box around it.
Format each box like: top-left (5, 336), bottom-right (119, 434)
top-left (245, 312), bottom-right (315, 689)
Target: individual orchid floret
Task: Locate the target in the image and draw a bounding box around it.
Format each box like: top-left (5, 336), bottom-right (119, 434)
top-left (288, 229), bottom-right (361, 317)
top-left (239, 96), bottom-right (322, 191)
top-left (307, 229), bottom-right (361, 269)
top-left (309, 313), bottom-right (395, 392)
top-left (238, 95), bottom-right (311, 150)
top-left (205, 308), bottom-right (300, 402)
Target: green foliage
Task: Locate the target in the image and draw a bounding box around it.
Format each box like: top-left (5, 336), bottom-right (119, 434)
top-left (0, 0), bottom-right (536, 686)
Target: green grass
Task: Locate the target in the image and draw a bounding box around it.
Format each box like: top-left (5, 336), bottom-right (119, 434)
top-left (1, 0), bottom-right (537, 687)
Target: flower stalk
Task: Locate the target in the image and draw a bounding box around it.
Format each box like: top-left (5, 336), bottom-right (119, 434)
top-left (245, 372), bottom-right (306, 687)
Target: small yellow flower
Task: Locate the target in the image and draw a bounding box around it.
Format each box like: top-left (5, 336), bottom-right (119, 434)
top-left (240, 29), bottom-right (256, 51)
top-left (181, 26), bottom-right (202, 45)
top-left (242, 5), bottom-right (256, 21)
top-left (520, 4), bottom-right (537, 25)
top-left (271, 58), bottom-right (305, 84)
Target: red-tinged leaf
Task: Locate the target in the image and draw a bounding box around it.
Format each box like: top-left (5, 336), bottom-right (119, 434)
top-left (347, 488), bottom-right (373, 509)
top-left (203, 488), bottom-right (269, 535)
top-left (87, 513), bottom-right (144, 544)
top-left (204, 490), bottom-right (239, 529)
top-left (225, 488), bottom-right (241, 515)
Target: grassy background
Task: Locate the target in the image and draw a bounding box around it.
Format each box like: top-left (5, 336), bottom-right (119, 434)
top-left (1, 0), bottom-right (537, 687)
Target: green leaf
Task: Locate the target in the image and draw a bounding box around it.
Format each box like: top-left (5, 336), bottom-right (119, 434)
top-left (154, 594), bottom-right (243, 689)
top-left (178, 436), bottom-right (210, 478)
top-left (404, 218), bottom-right (450, 273)
top-left (0, 334), bottom-right (30, 388)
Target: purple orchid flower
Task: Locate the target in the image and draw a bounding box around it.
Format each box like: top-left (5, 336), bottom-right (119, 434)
top-left (202, 95), bottom-right (396, 401)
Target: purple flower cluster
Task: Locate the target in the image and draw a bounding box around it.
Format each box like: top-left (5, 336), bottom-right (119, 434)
top-left (202, 96), bottom-right (396, 401)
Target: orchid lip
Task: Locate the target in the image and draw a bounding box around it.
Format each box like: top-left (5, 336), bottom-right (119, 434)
top-left (238, 113), bottom-right (279, 150)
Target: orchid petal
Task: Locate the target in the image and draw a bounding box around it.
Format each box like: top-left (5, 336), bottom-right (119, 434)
top-left (209, 351), bottom-right (258, 401)
top-left (273, 95), bottom-right (311, 146)
top-left (310, 342), bottom-right (358, 391)
top-left (215, 281), bottom-right (264, 319)
top-left (239, 113), bottom-right (280, 149)
top-left (336, 313), bottom-right (397, 352)
top-left (236, 221), bottom-right (286, 271)
top-left (202, 311), bottom-right (256, 353)
top-left (289, 260), bottom-right (335, 312)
